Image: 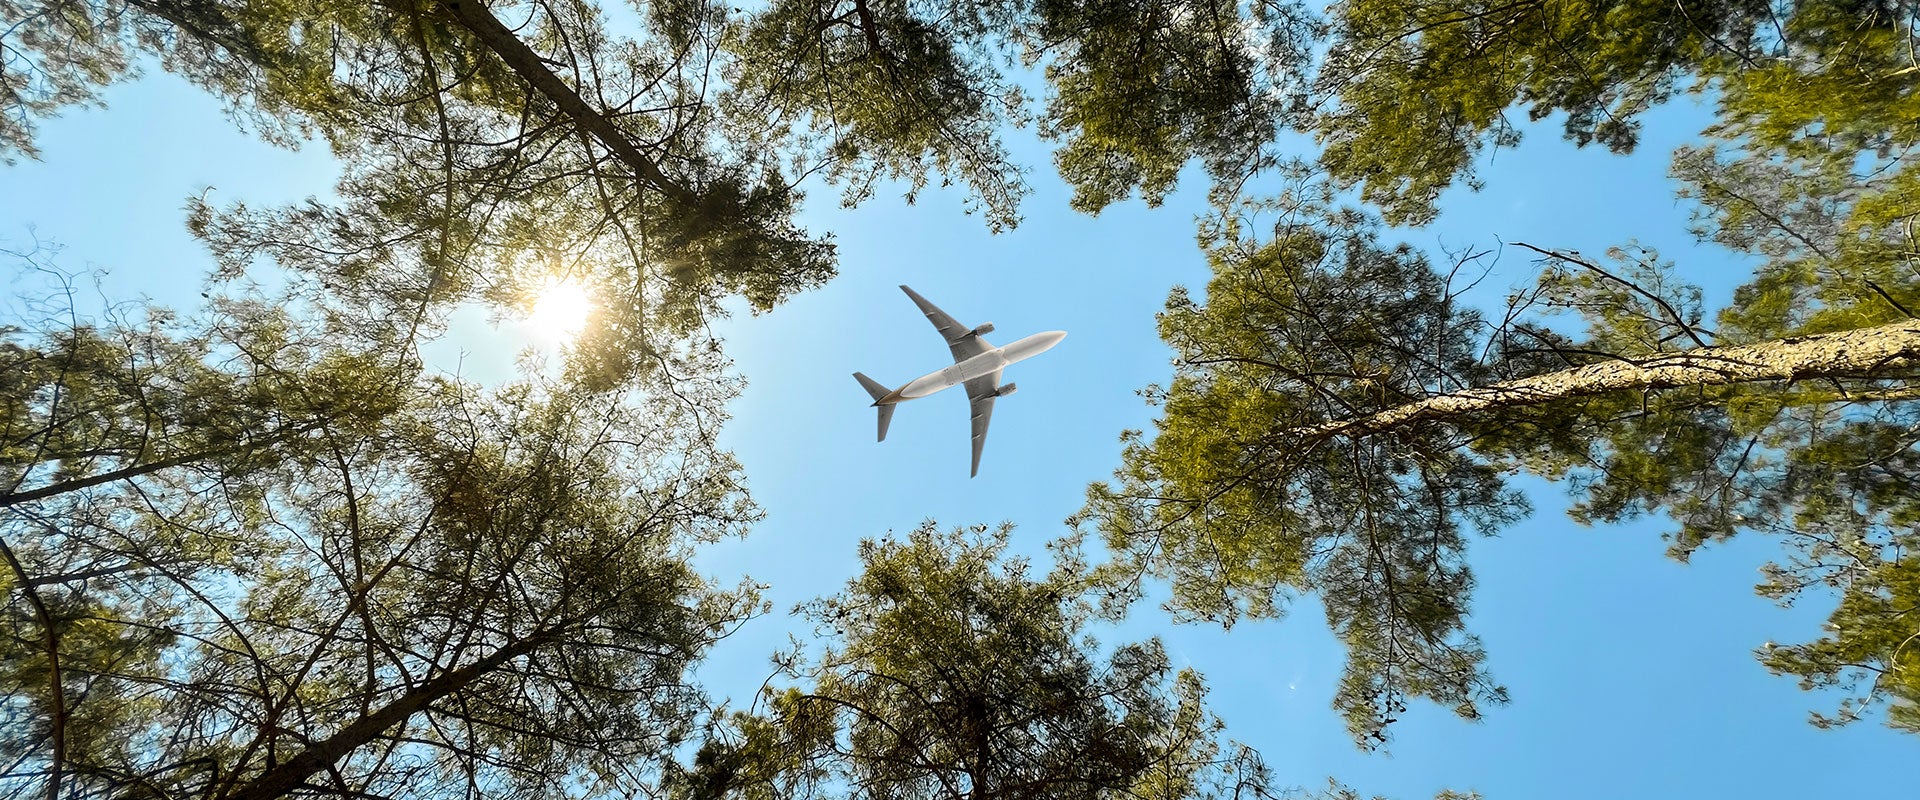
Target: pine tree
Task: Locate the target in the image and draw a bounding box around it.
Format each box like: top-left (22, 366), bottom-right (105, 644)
top-left (675, 522), bottom-right (1356, 800)
top-left (1, 273), bottom-right (760, 799)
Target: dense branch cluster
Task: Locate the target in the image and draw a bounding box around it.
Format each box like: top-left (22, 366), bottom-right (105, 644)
top-left (1, 273), bottom-right (762, 797)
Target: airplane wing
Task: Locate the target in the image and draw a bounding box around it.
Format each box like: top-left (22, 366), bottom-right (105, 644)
top-left (964, 371), bottom-right (1001, 477)
top-left (900, 285), bottom-right (993, 362)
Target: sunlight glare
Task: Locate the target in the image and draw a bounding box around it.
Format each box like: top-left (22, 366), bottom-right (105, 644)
top-left (526, 278), bottom-right (594, 342)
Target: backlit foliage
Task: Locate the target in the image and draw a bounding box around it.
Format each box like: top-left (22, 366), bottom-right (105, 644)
top-left (678, 523), bottom-right (1328, 800)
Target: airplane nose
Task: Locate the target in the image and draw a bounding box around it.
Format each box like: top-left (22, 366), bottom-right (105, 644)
top-left (1025, 331), bottom-right (1066, 355)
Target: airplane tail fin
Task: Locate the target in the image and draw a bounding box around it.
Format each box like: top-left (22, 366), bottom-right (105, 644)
top-left (853, 372), bottom-right (897, 442)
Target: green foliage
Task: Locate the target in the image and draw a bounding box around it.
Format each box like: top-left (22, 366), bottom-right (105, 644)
top-left (679, 522), bottom-right (1328, 800)
top-left (722, 0), bottom-right (1031, 230)
top-left (0, 273), bottom-right (762, 797)
top-left (13, 0), bottom-right (1907, 253)
top-left (8, 0), bottom-right (839, 390)
top-left (1304, 0), bottom-right (1920, 227)
top-left (1672, 0), bottom-right (1920, 344)
top-left (1059, 0), bottom-right (1920, 741)
top-left (1529, 245), bottom-right (1710, 354)
top-left (1707, 0), bottom-right (1920, 159)
top-left (1673, 144), bottom-right (1916, 340)
top-left (720, 0), bottom-right (1315, 225)
top-left (1522, 396), bottom-right (1920, 734)
top-left (1312, 0), bottom-right (1771, 224)
top-left (1477, 114), bottom-right (1920, 725)
top-left (1081, 195), bottom-right (1523, 747)
top-left (0, 0), bottom-right (132, 161)
top-left (1645, 10), bottom-right (1920, 729)
top-left (1035, 0), bottom-right (1313, 214)
top-left (1092, 108), bottom-right (1920, 737)
top-left (9, 0), bottom-right (1917, 782)
top-left (709, 0), bottom-right (1920, 232)
top-left (1, 269), bottom-right (409, 512)
top-left (1761, 549), bottom-right (1920, 733)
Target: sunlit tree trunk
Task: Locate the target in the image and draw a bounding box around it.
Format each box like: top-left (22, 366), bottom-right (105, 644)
top-left (1305, 320), bottom-right (1920, 442)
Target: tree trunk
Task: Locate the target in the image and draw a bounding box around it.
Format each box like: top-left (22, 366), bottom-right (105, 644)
top-left (1302, 319), bottom-right (1920, 442)
top-left (0, 536), bottom-right (66, 800)
top-left (219, 631), bottom-right (557, 800)
top-left (432, 0), bottom-right (696, 205)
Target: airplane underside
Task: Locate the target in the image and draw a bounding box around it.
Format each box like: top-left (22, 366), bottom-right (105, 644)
top-left (851, 286), bottom-right (1065, 477)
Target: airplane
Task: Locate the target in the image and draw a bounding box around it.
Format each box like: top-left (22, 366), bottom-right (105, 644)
top-left (853, 286), bottom-right (1067, 477)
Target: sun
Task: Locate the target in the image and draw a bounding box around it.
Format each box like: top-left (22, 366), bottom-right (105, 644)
top-left (525, 278), bottom-right (594, 342)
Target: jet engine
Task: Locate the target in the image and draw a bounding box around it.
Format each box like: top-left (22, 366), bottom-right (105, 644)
top-left (968, 322), bottom-right (995, 337)
top-left (995, 383), bottom-right (1017, 397)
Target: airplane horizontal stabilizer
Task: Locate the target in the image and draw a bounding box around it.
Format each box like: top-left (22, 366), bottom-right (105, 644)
top-left (853, 371), bottom-right (892, 404)
top-left (853, 372), bottom-right (897, 441)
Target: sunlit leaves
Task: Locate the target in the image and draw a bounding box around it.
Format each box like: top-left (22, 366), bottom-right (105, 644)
top-left (1037, 0), bottom-right (1313, 214)
top-left (1312, 0), bottom-right (1767, 224)
top-left (1762, 555), bottom-right (1920, 733)
top-left (0, 268), bottom-right (762, 796)
top-left (723, 0), bottom-right (1031, 230)
top-left (1084, 201), bottom-right (1522, 746)
top-left (9, 0), bottom-right (839, 391)
top-left (683, 522), bottom-right (1318, 800)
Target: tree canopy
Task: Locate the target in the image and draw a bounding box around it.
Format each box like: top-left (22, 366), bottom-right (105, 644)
top-left (1, 272), bottom-right (761, 797)
top-left (8, 0), bottom-right (839, 389)
top-left (1030, 0), bottom-right (1920, 748)
top-left (10, 0), bottom-right (1912, 238)
top-left (674, 522), bottom-right (1364, 800)
top-left (1080, 120), bottom-right (1920, 742)
top-left (6, 0), bottom-right (1920, 794)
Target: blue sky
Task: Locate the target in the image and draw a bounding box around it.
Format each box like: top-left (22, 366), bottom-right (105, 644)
top-left (3, 60), bottom-right (1911, 799)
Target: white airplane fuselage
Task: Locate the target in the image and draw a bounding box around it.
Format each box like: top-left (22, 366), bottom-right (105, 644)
top-left (853, 285), bottom-right (1066, 476)
top-left (883, 330), bottom-right (1067, 403)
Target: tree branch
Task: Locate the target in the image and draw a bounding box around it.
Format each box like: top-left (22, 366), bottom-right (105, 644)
top-left (1513, 242), bottom-right (1714, 348)
top-left (220, 628), bottom-right (562, 800)
top-left (1297, 319), bottom-right (1920, 443)
top-left (0, 421), bottom-right (321, 509)
top-left (0, 535), bottom-right (65, 800)
top-left (432, 0), bottom-right (697, 205)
